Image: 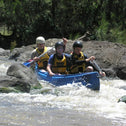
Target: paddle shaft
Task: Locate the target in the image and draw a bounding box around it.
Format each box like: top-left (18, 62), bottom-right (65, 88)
top-left (90, 60), bottom-right (102, 73)
top-left (27, 46), bottom-right (54, 65)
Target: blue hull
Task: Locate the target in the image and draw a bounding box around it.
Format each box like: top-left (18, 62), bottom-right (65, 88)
top-left (35, 68), bottom-right (100, 90)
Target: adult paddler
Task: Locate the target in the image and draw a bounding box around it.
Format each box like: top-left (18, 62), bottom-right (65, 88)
top-left (70, 41), bottom-right (105, 76)
top-left (31, 36), bottom-right (50, 72)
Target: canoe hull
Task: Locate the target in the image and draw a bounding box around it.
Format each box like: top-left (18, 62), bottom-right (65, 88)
top-left (36, 68), bottom-right (100, 90)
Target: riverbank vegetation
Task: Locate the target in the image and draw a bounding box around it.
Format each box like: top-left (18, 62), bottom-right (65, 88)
top-left (0, 0), bottom-right (126, 49)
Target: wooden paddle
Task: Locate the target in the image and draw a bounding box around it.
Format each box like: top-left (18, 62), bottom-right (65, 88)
top-left (23, 46), bottom-right (54, 67)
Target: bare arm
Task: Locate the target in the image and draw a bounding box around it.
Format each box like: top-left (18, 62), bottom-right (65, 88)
top-left (86, 56), bottom-right (95, 62)
top-left (31, 49), bottom-right (40, 61)
top-left (47, 64), bottom-right (55, 76)
top-left (62, 37), bottom-right (68, 46)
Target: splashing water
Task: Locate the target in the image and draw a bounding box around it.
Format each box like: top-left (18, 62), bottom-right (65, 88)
top-left (0, 60), bottom-right (126, 125)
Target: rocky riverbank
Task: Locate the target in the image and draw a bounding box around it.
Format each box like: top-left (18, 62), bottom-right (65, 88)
top-left (6, 38), bottom-right (126, 79)
top-left (0, 38), bottom-right (126, 92)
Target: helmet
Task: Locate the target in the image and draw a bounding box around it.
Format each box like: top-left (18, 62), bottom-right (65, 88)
top-left (73, 41), bottom-right (83, 48)
top-left (55, 41), bottom-right (65, 50)
top-left (36, 36), bottom-right (45, 44)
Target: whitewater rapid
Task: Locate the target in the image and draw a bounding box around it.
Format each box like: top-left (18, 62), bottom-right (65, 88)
top-left (0, 60), bottom-right (126, 126)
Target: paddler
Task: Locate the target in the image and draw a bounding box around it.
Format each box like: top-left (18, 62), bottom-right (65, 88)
top-left (47, 41), bottom-right (71, 76)
top-left (31, 36), bottom-right (68, 72)
top-left (70, 41), bottom-right (105, 77)
top-left (31, 36), bottom-right (50, 72)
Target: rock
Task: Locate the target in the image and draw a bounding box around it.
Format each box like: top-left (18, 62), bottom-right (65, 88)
top-left (0, 48), bottom-right (10, 57)
top-left (7, 63), bottom-right (40, 86)
top-left (0, 48), bottom-right (5, 52)
top-left (118, 95), bottom-right (126, 103)
top-left (115, 67), bottom-right (126, 80)
top-left (0, 75), bottom-right (31, 92)
top-left (9, 45), bottom-right (35, 61)
top-left (103, 68), bottom-right (116, 78)
top-left (0, 63), bottom-right (41, 93)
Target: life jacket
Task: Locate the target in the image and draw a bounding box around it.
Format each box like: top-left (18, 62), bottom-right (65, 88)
top-left (70, 51), bottom-right (86, 73)
top-left (51, 54), bottom-right (68, 74)
top-left (36, 47), bottom-right (49, 69)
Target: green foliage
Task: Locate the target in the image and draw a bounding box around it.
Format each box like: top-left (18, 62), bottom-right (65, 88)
top-left (69, 33), bottom-right (81, 40)
top-left (94, 0), bottom-right (126, 44)
top-left (0, 25), bottom-right (13, 36)
top-left (110, 27), bottom-right (126, 44)
top-left (0, 0), bottom-right (126, 48)
top-left (95, 17), bottom-right (110, 41)
top-left (10, 41), bottom-right (17, 51)
top-left (95, 8), bottom-right (126, 44)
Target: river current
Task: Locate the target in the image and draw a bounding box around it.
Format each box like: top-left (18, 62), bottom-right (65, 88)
top-left (0, 60), bottom-right (126, 126)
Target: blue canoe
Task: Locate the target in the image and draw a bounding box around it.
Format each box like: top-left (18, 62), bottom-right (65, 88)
top-left (35, 66), bottom-right (100, 90)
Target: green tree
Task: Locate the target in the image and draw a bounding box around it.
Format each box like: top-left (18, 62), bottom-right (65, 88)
top-left (0, 0), bottom-right (126, 49)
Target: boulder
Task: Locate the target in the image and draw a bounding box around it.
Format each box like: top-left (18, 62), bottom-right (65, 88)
top-left (0, 63), bottom-right (41, 93)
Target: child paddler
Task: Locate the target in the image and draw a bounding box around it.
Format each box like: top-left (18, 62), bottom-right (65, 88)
top-left (47, 41), bottom-right (71, 76)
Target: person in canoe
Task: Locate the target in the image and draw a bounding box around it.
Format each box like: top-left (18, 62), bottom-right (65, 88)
top-left (47, 41), bottom-right (71, 76)
top-left (31, 36), bottom-right (68, 72)
top-left (31, 36), bottom-right (50, 72)
top-left (70, 41), bottom-right (105, 77)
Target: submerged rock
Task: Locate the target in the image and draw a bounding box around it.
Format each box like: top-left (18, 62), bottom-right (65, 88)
top-left (118, 95), bottom-right (126, 103)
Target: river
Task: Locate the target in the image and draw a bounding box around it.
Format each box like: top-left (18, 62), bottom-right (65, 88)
top-left (0, 60), bottom-right (126, 126)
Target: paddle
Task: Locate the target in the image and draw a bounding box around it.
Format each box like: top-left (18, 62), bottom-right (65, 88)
top-left (90, 60), bottom-right (104, 77)
top-left (90, 60), bottom-right (102, 72)
top-left (23, 46), bottom-right (54, 67)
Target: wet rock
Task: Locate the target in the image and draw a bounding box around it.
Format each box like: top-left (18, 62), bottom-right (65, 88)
top-left (0, 75), bottom-right (31, 92)
top-left (0, 63), bottom-right (41, 93)
top-left (118, 95), bottom-right (126, 103)
top-left (103, 68), bottom-right (116, 78)
top-left (115, 67), bottom-right (126, 80)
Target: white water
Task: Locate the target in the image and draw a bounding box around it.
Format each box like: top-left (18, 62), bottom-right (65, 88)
top-left (0, 60), bottom-right (126, 126)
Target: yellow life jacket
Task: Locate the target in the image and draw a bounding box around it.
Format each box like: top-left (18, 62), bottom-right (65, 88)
top-left (70, 51), bottom-right (86, 73)
top-left (51, 55), bottom-right (68, 74)
top-left (36, 47), bottom-right (49, 69)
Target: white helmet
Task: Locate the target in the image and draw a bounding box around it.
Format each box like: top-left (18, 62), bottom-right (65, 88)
top-left (36, 36), bottom-right (45, 44)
